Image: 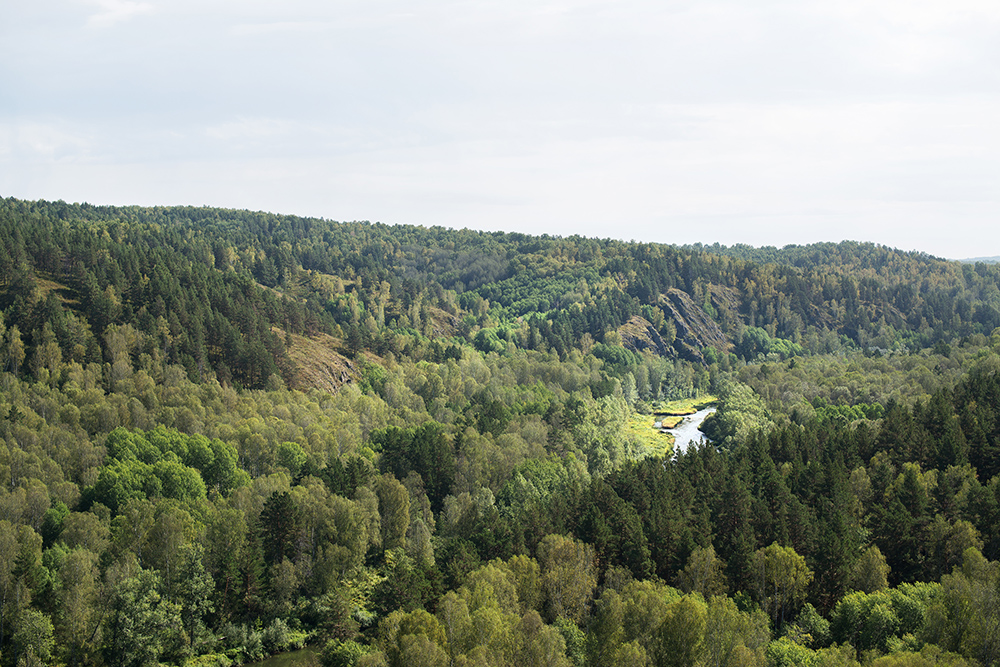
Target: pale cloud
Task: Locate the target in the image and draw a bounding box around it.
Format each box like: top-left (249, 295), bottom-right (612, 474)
top-left (812, 0), bottom-right (1000, 73)
top-left (0, 121), bottom-right (95, 161)
top-left (230, 21), bottom-right (334, 37)
top-left (820, 0), bottom-right (1000, 31)
top-left (204, 117), bottom-right (296, 142)
top-left (83, 0), bottom-right (153, 27)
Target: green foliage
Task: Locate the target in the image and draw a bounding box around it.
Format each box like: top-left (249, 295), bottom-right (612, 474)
top-left (91, 427), bottom-right (243, 511)
top-left (592, 343), bottom-right (641, 368)
top-left (788, 604), bottom-right (832, 649)
top-left (654, 595), bottom-right (708, 667)
top-left (358, 363), bottom-right (388, 396)
top-left (372, 423), bottom-right (455, 510)
top-left (277, 441), bottom-right (308, 477)
top-left (704, 594), bottom-right (771, 667)
top-left (701, 380), bottom-right (772, 447)
top-left (925, 547), bottom-right (1000, 666)
top-left (847, 546), bottom-right (891, 594)
top-left (751, 543), bottom-right (814, 629)
top-left (814, 402), bottom-right (886, 426)
top-left (553, 617), bottom-right (586, 667)
top-left (260, 491), bottom-right (302, 566)
top-left (677, 545), bottom-right (728, 598)
top-left (11, 608), bottom-right (55, 665)
top-left (536, 534), bottom-right (597, 624)
top-left (869, 645), bottom-right (973, 667)
top-left (738, 327), bottom-right (803, 362)
top-left (323, 639), bottom-right (374, 667)
top-left (829, 583), bottom-right (941, 652)
top-left (102, 569), bottom-right (184, 667)
top-left (767, 635), bottom-right (818, 667)
top-left (2, 197), bottom-right (1000, 667)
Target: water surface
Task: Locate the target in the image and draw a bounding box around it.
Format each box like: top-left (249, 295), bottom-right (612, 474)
top-left (667, 406), bottom-right (717, 455)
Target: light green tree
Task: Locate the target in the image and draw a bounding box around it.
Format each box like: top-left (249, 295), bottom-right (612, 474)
top-left (57, 547), bottom-right (102, 666)
top-left (504, 554), bottom-right (542, 614)
top-left (6, 324), bottom-right (25, 374)
top-left (537, 534), bottom-right (597, 624)
top-left (587, 588), bottom-right (625, 667)
top-left (703, 595), bottom-right (769, 667)
top-left (169, 543), bottom-right (215, 648)
top-left (612, 640), bottom-right (650, 667)
top-left (436, 591), bottom-right (473, 662)
top-left (847, 545), bottom-right (890, 593)
top-left (751, 543), bottom-right (814, 628)
top-left (517, 610), bottom-right (571, 667)
top-left (678, 545), bottom-right (728, 598)
top-left (101, 569), bottom-right (184, 667)
top-left (377, 474), bottom-right (410, 552)
top-left (654, 595), bottom-right (708, 667)
top-left (12, 608), bottom-right (55, 665)
top-left (927, 547), bottom-right (1000, 666)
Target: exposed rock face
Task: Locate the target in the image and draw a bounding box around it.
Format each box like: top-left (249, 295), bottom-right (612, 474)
top-left (616, 288), bottom-right (734, 364)
top-left (661, 288), bottom-right (732, 364)
top-left (427, 306), bottom-right (462, 338)
top-left (618, 315), bottom-right (671, 357)
top-left (279, 329), bottom-right (360, 393)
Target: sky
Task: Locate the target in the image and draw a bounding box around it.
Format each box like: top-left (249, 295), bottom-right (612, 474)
top-left (2, 1), bottom-right (999, 260)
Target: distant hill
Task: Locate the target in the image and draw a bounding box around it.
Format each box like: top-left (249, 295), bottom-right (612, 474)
top-left (959, 255), bottom-right (1000, 264)
top-left (2, 197), bottom-right (1000, 391)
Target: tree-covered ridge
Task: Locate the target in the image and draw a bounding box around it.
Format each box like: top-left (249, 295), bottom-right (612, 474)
top-left (3, 197), bottom-right (1000, 391)
top-left (1, 195), bottom-right (1000, 666)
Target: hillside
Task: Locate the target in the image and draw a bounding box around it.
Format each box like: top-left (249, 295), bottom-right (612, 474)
top-left (1, 196), bottom-right (1000, 667)
top-left (3, 197), bottom-right (999, 390)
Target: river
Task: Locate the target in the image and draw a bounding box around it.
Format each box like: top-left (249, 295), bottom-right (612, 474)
top-left (666, 406), bottom-right (716, 456)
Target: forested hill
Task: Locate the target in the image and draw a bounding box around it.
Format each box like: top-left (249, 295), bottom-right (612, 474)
top-left (2, 197), bottom-right (999, 389)
top-left (3, 196), bottom-right (1000, 667)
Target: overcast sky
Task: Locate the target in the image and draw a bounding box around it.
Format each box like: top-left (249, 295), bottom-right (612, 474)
top-left (3, 1), bottom-right (999, 259)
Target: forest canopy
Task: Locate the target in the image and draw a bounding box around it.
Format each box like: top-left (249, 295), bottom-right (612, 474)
top-left (1, 196), bottom-right (1000, 667)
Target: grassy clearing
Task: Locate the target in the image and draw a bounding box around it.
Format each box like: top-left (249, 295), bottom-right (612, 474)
top-left (626, 412), bottom-right (674, 458)
top-left (36, 273), bottom-right (80, 305)
top-left (659, 415), bottom-right (684, 428)
top-left (651, 395), bottom-right (718, 416)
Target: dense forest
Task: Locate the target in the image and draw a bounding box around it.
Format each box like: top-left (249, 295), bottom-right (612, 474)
top-left (1, 196), bottom-right (1000, 667)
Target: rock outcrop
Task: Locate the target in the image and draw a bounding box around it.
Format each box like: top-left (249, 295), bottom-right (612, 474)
top-left (279, 329), bottom-right (360, 393)
top-left (616, 287), bottom-right (734, 364)
top-left (618, 315), bottom-right (672, 357)
top-left (661, 288), bottom-right (732, 364)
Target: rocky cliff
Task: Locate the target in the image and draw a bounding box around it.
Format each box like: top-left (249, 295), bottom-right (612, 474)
top-left (661, 288), bottom-right (732, 363)
top-left (617, 287), bottom-right (734, 364)
top-left (618, 315), bottom-right (672, 357)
